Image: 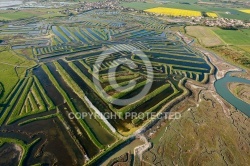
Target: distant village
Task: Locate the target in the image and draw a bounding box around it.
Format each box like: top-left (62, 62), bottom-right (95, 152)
top-left (189, 17), bottom-right (250, 29)
top-left (143, 11), bottom-right (250, 29)
top-left (2, 0), bottom-right (249, 30)
top-left (61, 0), bottom-right (142, 13)
top-left (202, 17), bottom-right (250, 29)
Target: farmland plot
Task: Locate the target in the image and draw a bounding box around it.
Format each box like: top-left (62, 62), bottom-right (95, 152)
top-left (0, 9), bottom-right (215, 165)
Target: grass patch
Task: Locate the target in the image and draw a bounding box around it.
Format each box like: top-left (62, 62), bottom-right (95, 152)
top-left (186, 26), bottom-right (224, 47)
top-left (121, 2), bottom-right (160, 10)
top-left (132, 82), bottom-right (179, 125)
top-left (117, 83), bottom-right (170, 118)
top-left (0, 78), bottom-right (27, 126)
top-left (210, 45), bottom-right (250, 69)
top-left (0, 11), bottom-right (36, 20)
top-left (33, 76), bottom-right (55, 110)
top-left (0, 48), bottom-right (35, 103)
top-left (7, 77), bottom-right (37, 124)
top-left (213, 29), bottom-right (250, 45)
top-left (121, 2), bottom-right (208, 11)
top-left (19, 114), bottom-right (57, 126)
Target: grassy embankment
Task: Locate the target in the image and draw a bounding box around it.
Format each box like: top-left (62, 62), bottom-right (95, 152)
top-left (56, 26), bottom-right (71, 42)
top-left (41, 64), bottom-right (104, 149)
top-left (115, 83), bottom-right (171, 118)
top-left (0, 48), bottom-right (35, 104)
top-left (7, 77), bottom-right (34, 124)
top-left (18, 114), bottom-right (57, 126)
top-left (33, 76), bottom-right (55, 110)
top-left (0, 8), bottom-right (65, 20)
top-left (75, 28), bottom-right (92, 43)
top-left (132, 81), bottom-right (180, 125)
top-left (53, 61), bottom-right (116, 135)
top-left (6, 75), bottom-right (55, 124)
top-left (0, 137), bottom-right (40, 166)
top-left (64, 27), bottom-right (81, 42)
top-left (69, 60), bottom-right (168, 118)
top-left (0, 79), bottom-right (27, 126)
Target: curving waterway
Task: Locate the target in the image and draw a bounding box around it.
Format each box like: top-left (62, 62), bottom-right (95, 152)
top-left (214, 71), bottom-right (250, 117)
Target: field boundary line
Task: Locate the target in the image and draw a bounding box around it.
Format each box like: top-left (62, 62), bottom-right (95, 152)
top-left (210, 29), bottom-right (227, 45)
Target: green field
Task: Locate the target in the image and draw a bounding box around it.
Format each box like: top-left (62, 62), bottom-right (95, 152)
top-left (184, 26), bottom-right (250, 68)
top-left (121, 2), bottom-right (250, 20)
top-left (213, 29), bottom-right (250, 45)
top-left (121, 2), bottom-right (209, 11)
top-left (1, 5), bottom-right (248, 165)
top-left (0, 9), bottom-right (65, 20)
top-left (121, 2), bottom-right (160, 10)
top-left (186, 26), bottom-right (224, 47)
top-left (0, 48), bottom-right (35, 103)
top-left (0, 11), bottom-right (36, 20)
top-left (210, 8), bottom-right (250, 20)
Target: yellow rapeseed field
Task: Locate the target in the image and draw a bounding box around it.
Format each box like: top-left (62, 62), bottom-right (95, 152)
top-left (206, 12), bottom-right (218, 18)
top-left (144, 7), bottom-right (202, 17)
top-left (239, 10), bottom-right (250, 14)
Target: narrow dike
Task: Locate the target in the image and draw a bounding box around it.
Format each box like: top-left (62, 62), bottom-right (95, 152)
top-left (58, 59), bottom-right (130, 132)
top-left (33, 65), bottom-right (99, 158)
top-left (47, 62), bottom-right (116, 145)
top-left (84, 96), bottom-right (116, 133)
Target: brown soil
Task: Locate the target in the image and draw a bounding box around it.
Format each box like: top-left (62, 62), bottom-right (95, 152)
top-left (228, 82), bottom-right (250, 104)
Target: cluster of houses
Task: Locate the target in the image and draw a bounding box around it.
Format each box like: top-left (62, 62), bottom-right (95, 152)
top-left (72, 0), bottom-right (141, 13)
top-left (203, 18), bottom-right (250, 29)
top-left (189, 16), bottom-right (249, 29)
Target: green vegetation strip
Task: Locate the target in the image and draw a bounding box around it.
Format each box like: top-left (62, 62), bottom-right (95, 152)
top-left (132, 82), bottom-right (179, 125)
top-left (18, 114), bottom-right (57, 126)
top-left (0, 79), bottom-right (27, 125)
top-left (65, 27), bottom-right (80, 42)
top-left (109, 80), bottom-right (147, 101)
top-left (157, 57), bottom-right (205, 64)
top-left (56, 26), bottom-right (71, 42)
top-left (79, 60), bottom-right (102, 82)
top-left (76, 28), bottom-right (91, 43)
top-left (86, 140), bottom-right (124, 166)
top-left (104, 80), bottom-right (130, 92)
top-left (117, 83), bottom-right (170, 118)
top-left (42, 64), bottom-right (104, 149)
top-left (53, 61), bottom-right (114, 134)
top-left (31, 84), bottom-right (46, 111)
top-left (0, 82), bottom-right (3, 97)
top-left (103, 73), bottom-right (140, 83)
top-left (54, 61), bottom-right (85, 98)
top-left (68, 61), bottom-right (102, 97)
top-left (7, 77), bottom-right (34, 124)
top-left (33, 76), bottom-right (55, 110)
